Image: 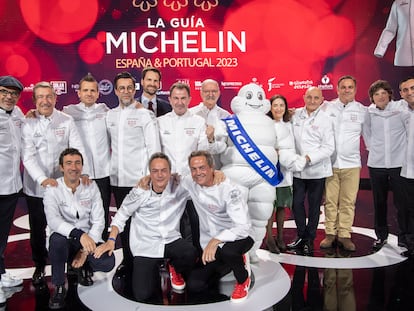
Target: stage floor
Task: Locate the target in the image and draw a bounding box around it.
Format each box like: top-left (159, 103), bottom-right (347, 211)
top-left (2, 190), bottom-right (412, 311)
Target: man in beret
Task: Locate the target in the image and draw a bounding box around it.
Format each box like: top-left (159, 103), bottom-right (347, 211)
top-left (0, 76), bottom-right (25, 305)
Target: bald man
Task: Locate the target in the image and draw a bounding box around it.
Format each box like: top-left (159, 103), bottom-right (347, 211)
top-left (287, 87), bottom-right (335, 254)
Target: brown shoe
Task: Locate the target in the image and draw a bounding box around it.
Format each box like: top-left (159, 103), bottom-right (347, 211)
top-left (266, 236), bottom-right (280, 254)
top-left (320, 234), bottom-right (336, 249)
top-left (337, 237), bottom-right (356, 252)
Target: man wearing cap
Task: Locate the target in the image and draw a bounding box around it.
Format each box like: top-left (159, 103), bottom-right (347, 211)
top-left (0, 76), bottom-right (25, 304)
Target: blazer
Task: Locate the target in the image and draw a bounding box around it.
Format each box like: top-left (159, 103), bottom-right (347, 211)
top-left (139, 95), bottom-right (172, 117)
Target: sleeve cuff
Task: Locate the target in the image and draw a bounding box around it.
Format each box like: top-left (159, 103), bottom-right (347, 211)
top-left (69, 228), bottom-right (85, 241)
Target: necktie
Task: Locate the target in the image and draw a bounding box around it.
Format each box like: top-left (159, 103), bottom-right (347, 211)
top-left (147, 100), bottom-right (154, 112)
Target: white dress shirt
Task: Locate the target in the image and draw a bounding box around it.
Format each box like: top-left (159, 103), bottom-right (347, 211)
top-left (181, 176), bottom-right (252, 249)
top-left (321, 98), bottom-right (367, 169)
top-left (106, 105), bottom-right (160, 187)
top-left (291, 107), bottom-right (335, 179)
top-left (158, 110), bottom-right (225, 175)
top-left (63, 102), bottom-right (110, 179)
top-left (0, 106), bottom-right (24, 195)
top-left (22, 109), bottom-right (88, 197)
top-left (110, 178), bottom-right (189, 258)
top-left (365, 100), bottom-right (407, 168)
top-left (43, 177), bottom-right (104, 243)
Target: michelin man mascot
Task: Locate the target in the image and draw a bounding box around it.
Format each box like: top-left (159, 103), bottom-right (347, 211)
top-left (220, 83), bottom-right (283, 262)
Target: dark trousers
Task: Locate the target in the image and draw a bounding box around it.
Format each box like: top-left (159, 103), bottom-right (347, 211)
top-left (49, 233), bottom-right (115, 286)
top-left (292, 177), bottom-right (326, 241)
top-left (402, 177), bottom-right (414, 250)
top-left (95, 177), bottom-right (111, 239)
top-left (111, 186), bottom-right (133, 269)
top-left (132, 238), bottom-right (197, 302)
top-left (0, 192), bottom-right (20, 274)
top-left (187, 236), bottom-right (254, 293)
top-left (180, 200), bottom-right (202, 254)
top-left (25, 195), bottom-right (48, 268)
top-left (368, 167), bottom-right (407, 241)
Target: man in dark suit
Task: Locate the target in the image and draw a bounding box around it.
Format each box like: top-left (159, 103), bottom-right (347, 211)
top-left (138, 67), bottom-right (171, 117)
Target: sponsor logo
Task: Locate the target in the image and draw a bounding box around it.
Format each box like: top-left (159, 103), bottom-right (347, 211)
top-left (318, 75), bottom-right (334, 90)
top-left (267, 77), bottom-right (285, 91)
top-left (288, 79), bottom-right (313, 90)
top-left (99, 79), bottom-right (113, 95)
top-left (50, 81), bottom-right (67, 95)
top-left (221, 81), bottom-right (243, 90)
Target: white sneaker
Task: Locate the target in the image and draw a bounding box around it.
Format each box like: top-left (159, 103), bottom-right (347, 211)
top-left (0, 287), bottom-right (5, 305)
top-left (0, 273), bottom-right (23, 288)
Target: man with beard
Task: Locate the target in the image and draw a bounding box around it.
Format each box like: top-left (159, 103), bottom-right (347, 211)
top-left (138, 67), bottom-right (171, 117)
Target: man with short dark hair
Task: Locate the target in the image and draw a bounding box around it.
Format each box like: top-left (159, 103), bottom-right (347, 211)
top-left (0, 76), bottom-right (25, 304)
top-left (44, 148), bottom-right (115, 309)
top-left (320, 75), bottom-right (367, 252)
top-left (63, 74), bottom-right (111, 239)
top-left (399, 76), bottom-right (414, 257)
top-left (139, 67), bottom-right (171, 117)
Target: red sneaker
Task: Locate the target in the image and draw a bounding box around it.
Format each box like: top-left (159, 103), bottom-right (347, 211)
top-left (230, 276), bottom-right (250, 303)
top-left (169, 264), bottom-right (185, 290)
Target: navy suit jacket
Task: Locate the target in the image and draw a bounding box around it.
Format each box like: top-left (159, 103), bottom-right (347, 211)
top-left (139, 96), bottom-right (171, 117)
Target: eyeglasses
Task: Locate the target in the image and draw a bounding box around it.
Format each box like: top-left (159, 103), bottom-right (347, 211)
top-left (0, 88), bottom-right (20, 98)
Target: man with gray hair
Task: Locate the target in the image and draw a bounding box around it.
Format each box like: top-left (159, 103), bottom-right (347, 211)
top-left (22, 81), bottom-right (89, 285)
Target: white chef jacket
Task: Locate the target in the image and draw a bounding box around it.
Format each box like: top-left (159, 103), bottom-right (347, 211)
top-left (110, 178), bottom-right (189, 258)
top-left (22, 109), bottom-right (88, 198)
top-left (365, 100), bottom-right (407, 168)
top-left (0, 106), bottom-right (24, 195)
top-left (63, 102), bottom-right (110, 179)
top-left (189, 103), bottom-right (231, 126)
top-left (44, 177), bottom-right (104, 244)
top-left (321, 99), bottom-right (367, 169)
top-left (374, 0), bottom-right (414, 66)
top-left (158, 110), bottom-right (225, 175)
top-left (401, 102), bottom-right (414, 178)
top-left (107, 105), bottom-right (160, 187)
top-left (189, 103), bottom-right (231, 169)
top-left (181, 176), bottom-right (251, 250)
top-left (291, 107), bottom-right (335, 179)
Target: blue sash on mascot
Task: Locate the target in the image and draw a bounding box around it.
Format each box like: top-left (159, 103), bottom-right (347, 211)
top-left (223, 115), bottom-right (283, 186)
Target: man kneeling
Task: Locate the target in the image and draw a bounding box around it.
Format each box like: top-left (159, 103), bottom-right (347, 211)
top-left (95, 152), bottom-right (197, 302)
top-left (44, 148), bottom-right (115, 309)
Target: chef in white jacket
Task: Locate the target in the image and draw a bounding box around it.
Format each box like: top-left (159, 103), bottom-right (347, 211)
top-left (63, 74), bottom-right (111, 239)
top-left (364, 80), bottom-right (407, 252)
top-left (22, 81), bottom-right (89, 285)
top-left (288, 87), bottom-right (335, 254)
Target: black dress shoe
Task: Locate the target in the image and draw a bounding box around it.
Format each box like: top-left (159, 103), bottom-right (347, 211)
top-left (303, 240), bottom-right (314, 255)
top-left (401, 249), bottom-right (414, 258)
top-left (78, 266), bottom-right (94, 286)
top-left (372, 238), bottom-right (387, 251)
top-left (114, 263), bottom-right (130, 278)
top-left (49, 285), bottom-right (66, 310)
top-left (287, 237), bottom-right (304, 249)
top-left (32, 266), bottom-right (45, 286)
